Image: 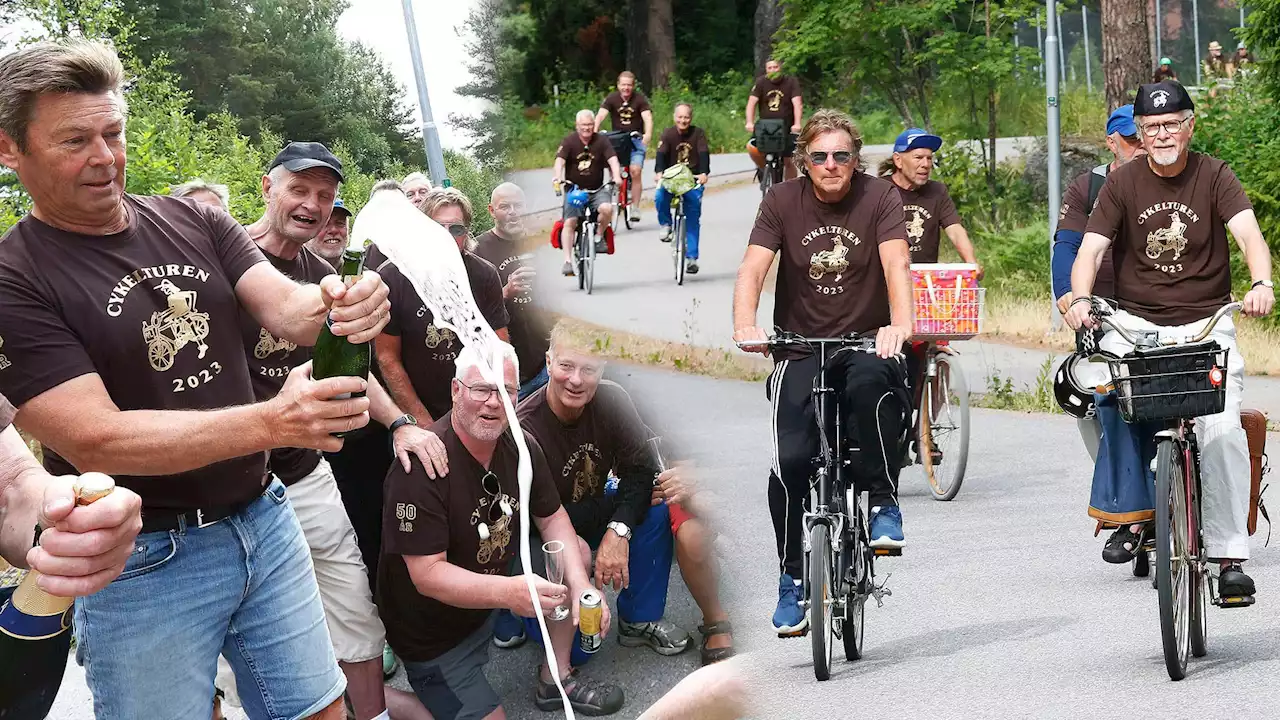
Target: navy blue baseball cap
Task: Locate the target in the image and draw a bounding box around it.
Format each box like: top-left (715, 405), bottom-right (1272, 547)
top-left (1105, 104), bottom-right (1138, 138)
top-left (893, 128), bottom-right (943, 153)
top-left (331, 198), bottom-right (351, 217)
top-left (268, 141), bottom-right (345, 183)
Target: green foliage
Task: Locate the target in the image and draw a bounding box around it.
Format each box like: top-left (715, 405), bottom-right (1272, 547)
top-left (933, 145), bottom-right (1041, 233)
top-left (976, 357), bottom-right (1060, 413)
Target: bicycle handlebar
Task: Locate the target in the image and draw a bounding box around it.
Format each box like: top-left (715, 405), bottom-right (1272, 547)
top-left (1089, 299), bottom-right (1243, 347)
top-left (735, 331), bottom-right (878, 352)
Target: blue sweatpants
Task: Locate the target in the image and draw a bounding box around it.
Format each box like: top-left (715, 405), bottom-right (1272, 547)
top-left (654, 185), bottom-right (703, 259)
top-left (524, 502), bottom-right (674, 665)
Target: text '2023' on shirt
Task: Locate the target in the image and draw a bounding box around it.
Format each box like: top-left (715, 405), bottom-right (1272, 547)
top-left (239, 245), bottom-right (335, 485)
top-left (472, 230), bottom-right (550, 385)
top-left (377, 418), bottom-right (561, 662)
top-left (895, 179), bottom-right (961, 264)
top-left (748, 175), bottom-right (907, 358)
top-left (370, 244), bottom-right (509, 420)
top-left (556, 133), bottom-right (618, 191)
top-left (1084, 152), bottom-right (1252, 326)
top-left (0, 195), bottom-right (268, 510)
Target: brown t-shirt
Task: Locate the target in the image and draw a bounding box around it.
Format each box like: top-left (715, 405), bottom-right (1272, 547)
top-left (377, 418), bottom-right (561, 662)
top-left (556, 133), bottom-right (617, 190)
top-left (600, 90), bottom-right (651, 134)
top-left (655, 126), bottom-right (710, 175)
top-left (373, 246), bottom-right (509, 420)
top-left (748, 175), bottom-right (908, 359)
top-left (516, 380), bottom-right (656, 537)
top-left (895, 180), bottom-right (962, 263)
top-left (1085, 152), bottom-right (1252, 326)
top-left (0, 393), bottom-right (14, 431)
top-left (240, 246), bottom-right (334, 484)
top-left (471, 231), bottom-right (550, 385)
top-left (1058, 167), bottom-right (1116, 298)
top-left (0, 195), bottom-right (268, 511)
top-left (751, 75), bottom-right (802, 127)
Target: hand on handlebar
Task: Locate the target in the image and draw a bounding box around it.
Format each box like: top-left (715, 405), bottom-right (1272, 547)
top-left (733, 326), bottom-right (770, 355)
top-left (553, 180), bottom-right (563, 197)
top-left (1064, 297), bottom-right (1097, 331)
top-left (875, 324), bottom-right (911, 359)
top-left (1243, 285), bottom-right (1275, 318)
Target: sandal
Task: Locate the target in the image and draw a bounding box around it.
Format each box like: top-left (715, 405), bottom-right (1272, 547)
top-left (1102, 524), bottom-right (1143, 564)
top-left (698, 620), bottom-right (735, 666)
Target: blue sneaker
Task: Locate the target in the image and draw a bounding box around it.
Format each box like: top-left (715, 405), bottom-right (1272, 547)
top-left (493, 608), bottom-right (527, 648)
top-left (772, 573), bottom-right (808, 635)
top-left (869, 505), bottom-right (906, 549)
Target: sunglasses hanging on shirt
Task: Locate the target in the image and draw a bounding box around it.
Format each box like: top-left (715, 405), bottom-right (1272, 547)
top-left (476, 470), bottom-right (513, 541)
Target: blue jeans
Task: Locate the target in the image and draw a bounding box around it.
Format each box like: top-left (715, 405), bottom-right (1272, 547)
top-left (75, 479), bottom-right (345, 720)
top-left (655, 184), bottom-right (703, 259)
top-left (523, 503), bottom-right (674, 664)
top-left (518, 365), bottom-right (550, 401)
top-left (628, 138), bottom-right (647, 168)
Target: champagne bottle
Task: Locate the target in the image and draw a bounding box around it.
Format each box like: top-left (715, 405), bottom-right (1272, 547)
top-left (0, 473), bottom-right (115, 720)
top-left (312, 247), bottom-right (371, 438)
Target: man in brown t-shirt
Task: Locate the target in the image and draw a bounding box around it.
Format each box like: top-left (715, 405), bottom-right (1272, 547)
top-left (472, 182), bottom-right (552, 400)
top-left (882, 129), bottom-right (976, 268)
top-left (554, 109), bottom-right (623, 276)
top-left (0, 40), bottom-right (391, 719)
top-left (733, 109), bottom-right (913, 635)
top-left (745, 58), bottom-right (803, 181)
top-left (375, 186), bottom-right (510, 429)
top-left (595, 71), bottom-right (653, 223)
top-left (378, 344), bottom-right (623, 717)
top-left (227, 144), bottom-right (445, 720)
top-left (1067, 81), bottom-right (1274, 601)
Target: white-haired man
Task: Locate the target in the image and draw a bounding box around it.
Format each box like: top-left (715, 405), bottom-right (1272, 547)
top-left (402, 172), bottom-right (431, 205)
top-left (553, 109), bottom-right (622, 276)
top-left (378, 343), bottom-right (625, 717)
top-left (170, 178), bottom-right (231, 212)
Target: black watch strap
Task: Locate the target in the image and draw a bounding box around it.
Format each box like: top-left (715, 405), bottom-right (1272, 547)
top-left (388, 414), bottom-right (417, 434)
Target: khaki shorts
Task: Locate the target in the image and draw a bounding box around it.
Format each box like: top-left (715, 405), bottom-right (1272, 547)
top-left (218, 458), bottom-right (384, 706)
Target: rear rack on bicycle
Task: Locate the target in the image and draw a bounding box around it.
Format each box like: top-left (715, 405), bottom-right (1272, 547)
top-left (1106, 342), bottom-right (1229, 423)
top-left (910, 264), bottom-right (984, 340)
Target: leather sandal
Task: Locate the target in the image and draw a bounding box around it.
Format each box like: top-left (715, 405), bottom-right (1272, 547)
top-left (698, 620), bottom-right (735, 666)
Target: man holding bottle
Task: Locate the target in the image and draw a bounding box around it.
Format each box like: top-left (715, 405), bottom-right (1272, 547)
top-left (0, 41), bottom-right (391, 719)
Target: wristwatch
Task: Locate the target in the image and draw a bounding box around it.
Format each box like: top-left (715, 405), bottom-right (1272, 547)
top-left (1251, 279), bottom-right (1274, 290)
top-left (607, 521), bottom-right (632, 541)
top-left (388, 414), bottom-right (417, 434)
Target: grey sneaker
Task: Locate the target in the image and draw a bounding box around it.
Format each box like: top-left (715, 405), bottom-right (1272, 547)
top-left (659, 226), bottom-right (672, 242)
top-left (535, 667), bottom-right (624, 715)
top-left (629, 208), bottom-right (640, 223)
top-left (617, 618), bottom-right (691, 656)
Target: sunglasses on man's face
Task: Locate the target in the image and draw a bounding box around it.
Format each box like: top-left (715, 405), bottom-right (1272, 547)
top-left (807, 151), bottom-right (855, 167)
top-left (446, 223), bottom-right (470, 239)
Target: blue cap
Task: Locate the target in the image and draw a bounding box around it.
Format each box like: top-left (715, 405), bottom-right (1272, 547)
top-left (1106, 105), bottom-right (1138, 138)
top-left (893, 128), bottom-right (942, 153)
top-left (331, 198), bottom-right (351, 216)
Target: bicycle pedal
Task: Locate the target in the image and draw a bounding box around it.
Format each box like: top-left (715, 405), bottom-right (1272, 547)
top-left (778, 627), bottom-right (809, 638)
top-left (873, 547), bottom-right (902, 557)
top-left (1216, 594), bottom-right (1256, 608)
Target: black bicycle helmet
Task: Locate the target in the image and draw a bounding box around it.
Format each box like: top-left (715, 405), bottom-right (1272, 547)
top-left (1054, 352), bottom-right (1113, 419)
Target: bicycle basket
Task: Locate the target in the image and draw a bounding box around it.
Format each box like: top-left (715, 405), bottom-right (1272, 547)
top-left (604, 130), bottom-right (634, 159)
top-left (659, 163), bottom-right (696, 196)
top-left (754, 119), bottom-right (787, 154)
top-left (910, 263), bottom-right (984, 339)
top-left (1107, 341), bottom-right (1229, 423)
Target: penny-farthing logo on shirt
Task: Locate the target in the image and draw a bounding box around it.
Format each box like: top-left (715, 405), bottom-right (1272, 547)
top-left (803, 225), bottom-right (860, 293)
top-left (142, 280), bottom-right (211, 372)
top-left (254, 327), bottom-right (297, 359)
top-left (618, 104), bottom-right (635, 125)
top-left (1137, 202), bottom-right (1200, 274)
top-left (766, 89), bottom-right (784, 112)
top-left (576, 148), bottom-right (594, 173)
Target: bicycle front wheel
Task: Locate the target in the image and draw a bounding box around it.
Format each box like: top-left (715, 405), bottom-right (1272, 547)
top-left (922, 353), bottom-right (970, 501)
top-left (809, 524), bottom-right (834, 681)
top-left (621, 176), bottom-right (632, 230)
top-left (842, 517), bottom-right (868, 661)
top-left (585, 225), bottom-right (596, 295)
top-left (761, 162), bottom-right (774, 197)
top-left (1155, 438), bottom-right (1191, 680)
top-left (674, 212), bottom-right (686, 285)
top-left (575, 230), bottom-right (586, 291)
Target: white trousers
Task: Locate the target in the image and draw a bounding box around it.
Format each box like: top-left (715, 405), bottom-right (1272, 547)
top-left (1100, 309), bottom-right (1251, 560)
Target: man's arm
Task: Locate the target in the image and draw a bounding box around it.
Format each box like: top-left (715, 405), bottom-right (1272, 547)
top-left (1226, 209), bottom-right (1276, 317)
top-left (235, 263), bottom-right (391, 346)
top-left (367, 373), bottom-right (448, 477)
top-left (1070, 232), bottom-right (1112, 300)
top-left (641, 109), bottom-right (654, 146)
top-left (374, 334), bottom-right (432, 423)
top-left (879, 238), bottom-right (914, 330)
top-left (732, 245), bottom-right (776, 351)
top-left (791, 95), bottom-right (804, 132)
top-left (594, 108), bottom-right (608, 133)
top-left (943, 224), bottom-right (980, 270)
top-left (405, 552), bottom-right (522, 609)
top-left (744, 95), bottom-right (759, 131)
top-left (607, 156), bottom-right (623, 188)
top-left (553, 157), bottom-right (566, 186)
top-left (14, 367), bottom-right (368, 475)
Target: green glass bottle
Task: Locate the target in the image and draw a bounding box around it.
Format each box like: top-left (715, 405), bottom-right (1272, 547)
top-left (312, 247), bottom-right (371, 438)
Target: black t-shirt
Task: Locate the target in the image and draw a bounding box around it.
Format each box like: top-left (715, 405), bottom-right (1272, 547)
top-left (0, 195), bottom-right (268, 511)
top-left (600, 91), bottom-right (652, 134)
top-left (556, 133), bottom-right (618, 190)
top-left (471, 230), bottom-right (550, 384)
top-left (377, 417), bottom-right (561, 662)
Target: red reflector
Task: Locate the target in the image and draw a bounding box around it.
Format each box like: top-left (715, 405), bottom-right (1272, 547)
top-left (1209, 367), bottom-right (1224, 387)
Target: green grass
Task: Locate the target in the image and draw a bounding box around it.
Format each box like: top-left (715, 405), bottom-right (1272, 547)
top-left (973, 356), bottom-right (1062, 414)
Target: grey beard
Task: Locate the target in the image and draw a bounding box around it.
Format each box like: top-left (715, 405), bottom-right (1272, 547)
top-left (1150, 149), bottom-right (1182, 166)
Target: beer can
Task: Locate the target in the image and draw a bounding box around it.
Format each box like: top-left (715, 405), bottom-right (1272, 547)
top-left (578, 588), bottom-right (604, 654)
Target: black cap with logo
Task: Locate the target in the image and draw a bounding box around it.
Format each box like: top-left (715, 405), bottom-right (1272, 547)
top-left (267, 141), bottom-right (345, 183)
top-left (1133, 82), bottom-right (1195, 117)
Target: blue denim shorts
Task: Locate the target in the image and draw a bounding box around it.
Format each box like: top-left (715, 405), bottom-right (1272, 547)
top-left (628, 138), bottom-right (647, 167)
top-left (75, 478), bottom-right (345, 720)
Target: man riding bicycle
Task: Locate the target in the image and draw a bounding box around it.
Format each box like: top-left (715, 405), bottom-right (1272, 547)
top-left (745, 58), bottom-right (803, 183)
top-left (595, 71), bottom-right (653, 224)
top-left (654, 102), bottom-right (710, 274)
top-left (1065, 82), bottom-right (1274, 603)
top-left (555, 109), bottom-right (623, 277)
top-left (733, 109), bottom-right (914, 635)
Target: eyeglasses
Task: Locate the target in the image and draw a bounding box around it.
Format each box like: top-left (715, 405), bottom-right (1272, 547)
top-left (807, 151), bottom-right (854, 166)
top-left (458, 379), bottom-right (520, 403)
top-left (1139, 115), bottom-right (1194, 137)
top-left (446, 223), bottom-right (470, 239)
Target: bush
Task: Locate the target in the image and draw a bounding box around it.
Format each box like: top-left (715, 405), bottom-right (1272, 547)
top-left (933, 145), bottom-right (1042, 234)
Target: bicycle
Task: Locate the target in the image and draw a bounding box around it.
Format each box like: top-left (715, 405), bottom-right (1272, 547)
top-left (1085, 299), bottom-right (1246, 681)
top-left (670, 187), bottom-right (688, 286)
top-left (736, 331), bottom-right (904, 681)
top-left (563, 183), bottom-right (613, 295)
top-left (752, 120), bottom-right (787, 198)
top-left (908, 341), bottom-right (971, 500)
top-left (607, 131), bottom-right (641, 233)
